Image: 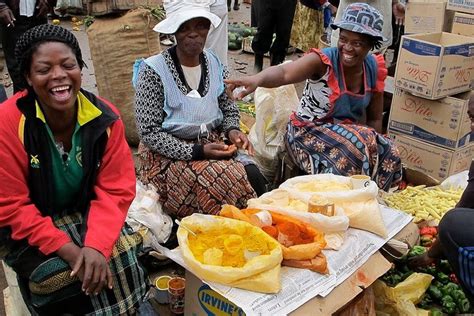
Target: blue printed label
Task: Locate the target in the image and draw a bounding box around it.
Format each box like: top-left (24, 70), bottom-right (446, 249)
top-left (402, 38), bottom-right (442, 56)
top-left (444, 44), bottom-right (474, 57)
top-left (198, 284), bottom-right (245, 316)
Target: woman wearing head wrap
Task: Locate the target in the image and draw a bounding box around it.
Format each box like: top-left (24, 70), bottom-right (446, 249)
top-left (227, 3), bottom-right (402, 190)
top-left (134, 0), bottom-right (267, 220)
top-left (0, 24), bottom-right (147, 314)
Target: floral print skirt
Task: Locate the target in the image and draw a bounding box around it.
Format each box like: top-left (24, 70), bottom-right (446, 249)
top-left (136, 141), bottom-right (257, 219)
top-left (286, 115), bottom-right (402, 191)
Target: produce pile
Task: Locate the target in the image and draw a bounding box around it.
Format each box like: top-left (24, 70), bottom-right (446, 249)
top-left (237, 101), bottom-right (256, 134)
top-left (380, 226), bottom-right (472, 315)
top-left (228, 23), bottom-right (257, 50)
top-left (384, 185), bottom-right (463, 223)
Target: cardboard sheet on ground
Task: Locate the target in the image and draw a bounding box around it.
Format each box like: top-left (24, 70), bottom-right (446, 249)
top-left (155, 206), bottom-right (411, 315)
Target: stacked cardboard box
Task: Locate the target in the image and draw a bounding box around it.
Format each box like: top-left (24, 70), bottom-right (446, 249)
top-left (404, 0), bottom-right (454, 34)
top-left (448, 0), bottom-right (474, 37)
top-left (388, 7), bottom-right (474, 181)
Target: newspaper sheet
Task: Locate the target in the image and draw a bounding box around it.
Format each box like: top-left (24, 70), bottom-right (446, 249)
top-left (156, 206), bottom-right (412, 315)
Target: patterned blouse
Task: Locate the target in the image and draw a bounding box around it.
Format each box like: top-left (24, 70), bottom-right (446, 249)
top-left (134, 46), bottom-right (240, 161)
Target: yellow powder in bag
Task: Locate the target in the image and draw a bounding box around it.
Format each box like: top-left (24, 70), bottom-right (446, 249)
top-left (188, 227), bottom-right (272, 268)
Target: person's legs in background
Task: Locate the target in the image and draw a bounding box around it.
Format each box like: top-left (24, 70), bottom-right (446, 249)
top-left (227, 0), bottom-right (239, 11)
top-left (251, 0), bottom-right (275, 72)
top-left (208, 0), bottom-right (229, 65)
top-left (270, 0), bottom-right (297, 66)
top-left (1, 16), bottom-right (47, 93)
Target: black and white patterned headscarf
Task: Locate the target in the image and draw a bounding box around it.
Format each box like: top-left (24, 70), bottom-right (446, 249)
top-left (15, 24), bottom-right (85, 87)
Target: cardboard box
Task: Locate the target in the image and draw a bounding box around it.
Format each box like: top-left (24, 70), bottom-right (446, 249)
top-left (388, 88), bottom-right (472, 149)
top-left (395, 32), bottom-right (474, 99)
top-left (447, 0), bottom-right (474, 14)
top-left (184, 252), bottom-right (391, 315)
top-left (390, 133), bottom-right (473, 181)
top-left (405, 1), bottom-right (454, 34)
top-left (451, 11), bottom-right (474, 36)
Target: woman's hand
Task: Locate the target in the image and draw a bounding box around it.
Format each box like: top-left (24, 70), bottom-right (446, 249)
top-left (0, 6), bottom-right (15, 26)
top-left (71, 247), bottom-right (113, 295)
top-left (35, 0), bottom-right (50, 17)
top-left (228, 130), bottom-right (255, 156)
top-left (203, 143), bottom-right (237, 159)
top-left (393, 2), bottom-right (405, 26)
top-left (224, 76), bottom-right (259, 100)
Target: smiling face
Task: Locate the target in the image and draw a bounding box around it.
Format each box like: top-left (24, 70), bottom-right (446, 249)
top-left (337, 30), bottom-right (372, 69)
top-left (175, 17), bottom-right (211, 57)
top-left (26, 41), bottom-right (81, 117)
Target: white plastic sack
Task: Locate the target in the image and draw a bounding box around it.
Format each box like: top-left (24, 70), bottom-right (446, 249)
top-left (249, 83), bottom-right (299, 181)
top-left (440, 170), bottom-right (469, 190)
top-left (55, 0), bottom-right (83, 13)
top-left (280, 174), bottom-right (388, 237)
top-left (127, 181), bottom-right (172, 249)
top-left (247, 189), bottom-right (349, 233)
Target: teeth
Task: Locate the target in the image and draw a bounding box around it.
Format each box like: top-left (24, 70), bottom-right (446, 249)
top-left (51, 86), bottom-right (69, 92)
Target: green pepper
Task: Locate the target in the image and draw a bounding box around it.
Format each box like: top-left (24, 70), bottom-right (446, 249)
top-left (430, 308), bottom-right (443, 316)
top-left (442, 299), bottom-right (457, 315)
top-left (428, 285), bottom-right (443, 300)
top-left (458, 298), bottom-right (471, 313)
top-left (445, 282), bottom-right (460, 293)
top-left (418, 294), bottom-right (433, 310)
top-left (408, 245), bottom-right (426, 257)
top-left (439, 260), bottom-right (452, 273)
top-left (451, 289), bottom-right (465, 302)
top-left (437, 272), bottom-right (450, 284)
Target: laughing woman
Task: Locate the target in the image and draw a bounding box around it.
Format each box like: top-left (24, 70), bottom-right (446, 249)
top-left (134, 1), bottom-right (267, 219)
top-left (227, 3), bottom-right (402, 190)
top-left (0, 25), bottom-right (147, 315)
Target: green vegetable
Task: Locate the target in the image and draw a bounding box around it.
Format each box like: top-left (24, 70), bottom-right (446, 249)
top-left (437, 272), bottom-right (450, 285)
top-left (228, 33), bottom-right (237, 42)
top-left (418, 294), bottom-right (433, 310)
top-left (228, 41), bottom-right (241, 50)
top-left (458, 298), bottom-right (470, 313)
top-left (441, 295), bottom-right (457, 314)
top-left (430, 308), bottom-right (443, 316)
top-left (242, 28), bottom-right (252, 37)
top-left (439, 260), bottom-right (452, 273)
top-left (408, 245), bottom-right (426, 257)
top-left (451, 289), bottom-right (465, 302)
top-left (428, 285), bottom-right (443, 300)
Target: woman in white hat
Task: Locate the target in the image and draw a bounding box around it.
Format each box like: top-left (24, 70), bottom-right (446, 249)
top-left (134, 0), bottom-right (266, 220)
top-left (227, 3), bottom-right (402, 191)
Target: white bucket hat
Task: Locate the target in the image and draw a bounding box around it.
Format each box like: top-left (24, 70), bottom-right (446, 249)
top-left (153, 0), bottom-right (222, 34)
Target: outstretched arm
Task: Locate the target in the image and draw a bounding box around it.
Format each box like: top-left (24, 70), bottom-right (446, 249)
top-left (225, 52), bottom-right (326, 99)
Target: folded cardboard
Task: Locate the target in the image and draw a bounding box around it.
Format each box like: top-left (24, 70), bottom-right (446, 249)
top-left (390, 133), bottom-right (473, 181)
top-left (395, 32), bottom-right (474, 99)
top-left (405, 1), bottom-right (454, 34)
top-left (447, 0), bottom-right (474, 14)
top-left (388, 88), bottom-right (472, 149)
top-left (451, 11), bottom-right (474, 36)
top-left (184, 252), bottom-right (391, 316)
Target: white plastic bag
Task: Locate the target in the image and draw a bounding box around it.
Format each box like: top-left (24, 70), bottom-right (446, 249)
top-left (249, 84), bottom-right (299, 181)
top-left (280, 174), bottom-right (388, 237)
top-left (55, 0), bottom-right (83, 13)
top-left (247, 189), bottom-right (350, 233)
top-left (126, 181), bottom-right (172, 249)
top-left (440, 170), bottom-right (469, 190)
